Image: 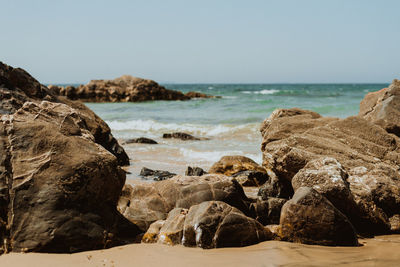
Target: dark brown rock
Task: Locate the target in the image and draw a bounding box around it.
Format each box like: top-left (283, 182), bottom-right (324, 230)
top-left (0, 62), bottom-right (129, 166)
top-left (0, 62), bottom-right (137, 253)
top-left (359, 79), bottom-right (400, 136)
top-left (117, 175), bottom-right (251, 232)
top-left (162, 132), bottom-right (202, 141)
top-left (125, 137), bottom-right (158, 144)
top-left (139, 167), bottom-right (176, 181)
top-left (185, 166), bottom-right (206, 176)
top-left (209, 155), bottom-right (266, 176)
top-left (0, 101), bottom-right (140, 253)
top-left (184, 91), bottom-right (220, 99)
top-left (261, 108), bottom-right (400, 234)
top-left (232, 170), bottom-right (269, 187)
top-left (182, 201), bottom-right (272, 248)
top-left (280, 187), bottom-right (358, 246)
top-left (249, 197), bottom-right (287, 225)
top-left (51, 76), bottom-right (218, 103)
top-left (258, 169), bottom-right (293, 199)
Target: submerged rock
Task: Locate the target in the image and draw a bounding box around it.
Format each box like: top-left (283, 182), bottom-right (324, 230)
top-left (162, 132), bottom-right (203, 141)
top-left (125, 137), bottom-right (158, 144)
top-left (280, 187), bottom-right (358, 246)
top-left (139, 167), bottom-right (176, 181)
top-left (0, 62), bottom-right (138, 253)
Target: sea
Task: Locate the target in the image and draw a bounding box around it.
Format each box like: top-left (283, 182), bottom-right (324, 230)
top-left (80, 83), bottom-right (388, 182)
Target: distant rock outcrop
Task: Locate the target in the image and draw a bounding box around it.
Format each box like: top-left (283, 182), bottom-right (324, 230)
top-left (48, 75), bottom-right (218, 102)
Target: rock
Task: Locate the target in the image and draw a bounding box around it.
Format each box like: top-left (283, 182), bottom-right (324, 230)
top-left (118, 174), bottom-right (251, 232)
top-left (209, 155), bottom-right (266, 176)
top-left (280, 187), bottom-right (358, 246)
top-left (185, 166), bottom-right (206, 176)
top-left (359, 79), bottom-right (400, 136)
top-left (125, 137), bottom-right (158, 144)
top-left (0, 101), bottom-right (140, 253)
top-left (249, 198), bottom-right (287, 225)
top-left (232, 170), bottom-right (269, 187)
top-left (258, 169), bottom-right (293, 199)
top-left (0, 62), bottom-right (138, 253)
top-left (389, 215), bottom-right (400, 233)
top-left (265, 225), bottom-right (282, 240)
top-left (51, 75), bottom-right (218, 103)
top-left (0, 62), bottom-right (128, 166)
top-left (162, 132), bottom-right (202, 141)
top-left (260, 108), bottom-right (400, 234)
top-left (184, 91), bottom-right (220, 99)
top-left (142, 208), bottom-right (188, 245)
top-left (139, 167), bottom-right (176, 181)
top-left (182, 201), bottom-right (272, 248)
top-left (291, 157), bottom-right (369, 232)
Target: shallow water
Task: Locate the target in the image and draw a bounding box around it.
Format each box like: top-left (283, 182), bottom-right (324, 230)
top-left (84, 83), bottom-right (388, 181)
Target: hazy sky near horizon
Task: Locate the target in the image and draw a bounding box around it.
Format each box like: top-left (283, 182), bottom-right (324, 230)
top-left (2, 0), bottom-right (400, 83)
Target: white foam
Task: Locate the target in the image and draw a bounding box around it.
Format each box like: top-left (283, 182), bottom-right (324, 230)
top-left (106, 119), bottom-right (256, 137)
top-left (241, 89), bottom-right (280, 95)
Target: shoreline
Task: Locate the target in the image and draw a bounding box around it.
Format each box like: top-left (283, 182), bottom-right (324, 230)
top-left (1, 235), bottom-right (399, 267)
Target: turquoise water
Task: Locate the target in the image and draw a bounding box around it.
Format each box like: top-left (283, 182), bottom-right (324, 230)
top-left (82, 83), bottom-right (387, 179)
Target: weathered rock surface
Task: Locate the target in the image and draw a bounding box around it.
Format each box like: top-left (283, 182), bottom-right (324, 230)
top-left (209, 155), bottom-right (266, 176)
top-left (359, 79), bottom-right (400, 136)
top-left (139, 167), bottom-right (176, 181)
top-left (162, 132), bottom-right (204, 141)
top-left (280, 187), bottom-right (358, 246)
top-left (182, 201), bottom-right (272, 248)
top-left (232, 170), bottom-right (269, 187)
top-left (185, 166), bottom-right (206, 176)
top-left (49, 75), bottom-right (217, 103)
top-left (118, 175), bottom-right (251, 232)
top-left (125, 137), bottom-right (158, 144)
top-left (0, 62), bottom-right (137, 253)
top-left (142, 208), bottom-right (188, 245)
top-left (0, 62), bottom-right (128, 165)
top-left (249, 198), bottom-right (287, 225)
top-left (261, 108), bottom-right (400, 234)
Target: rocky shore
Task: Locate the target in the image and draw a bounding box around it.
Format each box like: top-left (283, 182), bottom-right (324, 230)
top-left (48, 75), bottom-right (218, 102)
top-left (1, 61), bottom-right (400, 256)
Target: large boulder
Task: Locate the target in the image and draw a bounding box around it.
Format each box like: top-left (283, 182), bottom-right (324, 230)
top-left (359, 79), bottom-right (400, 136)
top-left (280, 187), bottom-right (358, 246)
top-left (118, 174), bottom-right (251, 232)
top-left (182, 201), bottom-right (272, 248)
top-left (0, 62), bottom-right (128, 165)
top-left (260, 108), bottom-right (400, 234)
top-left (0, 62), bottom-right (138, 253)
top-left (49, 75), bottom-right (217, 102)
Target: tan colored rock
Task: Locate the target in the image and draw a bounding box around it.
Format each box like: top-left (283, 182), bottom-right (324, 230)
top-left (209, 155), bottom-right (266, 176)
top-left (118, 174), bottom-right (251, 232)
top-left (359, 79), bottom-right (400, 136)
top-left (260, 108), bottom-right (400, 234)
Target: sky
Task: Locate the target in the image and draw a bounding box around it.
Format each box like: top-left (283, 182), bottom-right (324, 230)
top-left (1, 0), bottom-right (400, 83)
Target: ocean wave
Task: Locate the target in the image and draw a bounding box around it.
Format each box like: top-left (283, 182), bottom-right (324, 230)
top-left (106, 119), bottom-right (257, 137)
top-left (242, 89), bottom-right (280, 95)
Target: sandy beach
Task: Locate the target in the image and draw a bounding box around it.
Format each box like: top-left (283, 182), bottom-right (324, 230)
top-left (1, 235), bottom-right (399, 267)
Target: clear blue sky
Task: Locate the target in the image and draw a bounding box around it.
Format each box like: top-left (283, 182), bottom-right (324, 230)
top-left (2, 0), bottom-right (399, 83)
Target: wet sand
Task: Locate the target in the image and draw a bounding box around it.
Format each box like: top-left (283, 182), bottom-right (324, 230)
top-left (1, 235), bottom-right (399, 267)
